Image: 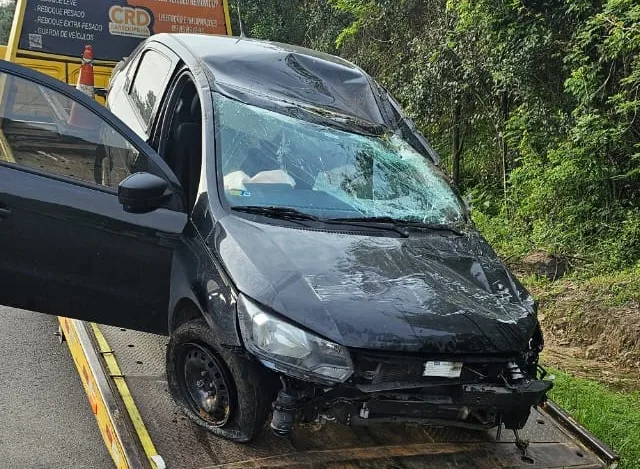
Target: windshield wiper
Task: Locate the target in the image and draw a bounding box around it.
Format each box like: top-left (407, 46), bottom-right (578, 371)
top-left (327, 216), bottom-right (465, 236)
top-left (231, 205), bottom-right (320, 221)
top-left (231, 206), bottom-right (409, 237)
top-left (323, 218), bottom-right (409, 238)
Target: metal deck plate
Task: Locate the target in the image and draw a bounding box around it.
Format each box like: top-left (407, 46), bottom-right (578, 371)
top-left (97, 324), bottom-right (605, 469)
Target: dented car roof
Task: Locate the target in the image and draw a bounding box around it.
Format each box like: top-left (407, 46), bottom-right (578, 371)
top-left (173, 34), bottom-right (389, 127)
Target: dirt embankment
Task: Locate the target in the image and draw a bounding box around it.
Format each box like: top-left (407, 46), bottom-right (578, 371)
top-left (525, 275), bottom-right (640, 390)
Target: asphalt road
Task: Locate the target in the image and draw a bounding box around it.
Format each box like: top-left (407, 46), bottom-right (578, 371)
top-left (0, 306), bottom-right (112, 469)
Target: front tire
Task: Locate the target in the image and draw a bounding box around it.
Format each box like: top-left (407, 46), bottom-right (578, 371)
top-left (166, 319), bottom-right (274, 442)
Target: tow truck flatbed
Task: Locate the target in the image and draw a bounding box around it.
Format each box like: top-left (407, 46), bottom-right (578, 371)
top-left (61, 318), bottom-right (619, 469)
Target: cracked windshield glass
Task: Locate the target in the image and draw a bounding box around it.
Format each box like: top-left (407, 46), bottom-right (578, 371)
top-left (216, 95), bottom-right (464, 224)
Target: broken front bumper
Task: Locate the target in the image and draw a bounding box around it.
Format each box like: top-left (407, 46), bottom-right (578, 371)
top-left (319, 380), bottom-right (553, 430)
top-left (270, 378), bottom-right (553, 435)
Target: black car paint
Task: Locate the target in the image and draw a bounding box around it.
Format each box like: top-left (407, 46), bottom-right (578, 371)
top-left (0, 59), bottom-right (187, 334)
top-left (186, 34), bottom-right (438, 163)
top-left (0, 164), bottom-right (185, 334)
top-left (193, 36), bottom-right (386, 124)
top-left (212, 214), bottom-right (537, 355)
top-left (168, 196), bottom-right (242, 347)
top-left (0, 35), bottom-right (548, 434)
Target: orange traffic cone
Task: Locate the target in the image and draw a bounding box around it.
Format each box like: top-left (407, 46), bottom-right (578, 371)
top-left (75, 44), bottom-right (95, 98)
top-left (68, 45), bottom-right (96, 127)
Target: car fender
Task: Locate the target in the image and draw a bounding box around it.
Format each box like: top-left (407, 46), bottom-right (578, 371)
top-left (168, 224), bottom-right (242, 347)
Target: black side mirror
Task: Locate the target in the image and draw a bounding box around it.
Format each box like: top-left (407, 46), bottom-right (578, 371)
top-left (118, 172), bottom-right (170, 213)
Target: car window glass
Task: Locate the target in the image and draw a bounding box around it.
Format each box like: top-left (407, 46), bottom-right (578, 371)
top-left (0, 72), bottom-right (146, 189)
top-left (215, 94), bottom-right (464, 224)
top-left (129, 50), bottom-right (171, 127)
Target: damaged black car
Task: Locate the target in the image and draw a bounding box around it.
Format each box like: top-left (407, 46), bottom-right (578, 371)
top-left (209, 91), bottom-right (551, 438)
top-left (0, 33), bottom-right (552, 443)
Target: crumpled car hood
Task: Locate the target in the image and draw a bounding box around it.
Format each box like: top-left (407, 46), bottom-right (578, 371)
top-left (211, 215), bottom-right (538, 355)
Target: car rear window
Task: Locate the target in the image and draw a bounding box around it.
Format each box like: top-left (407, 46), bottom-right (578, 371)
top-left (129, 49), bottom-right (171, 128)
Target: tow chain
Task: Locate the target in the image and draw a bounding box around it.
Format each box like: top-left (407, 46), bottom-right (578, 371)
top-left (513, 429), bottom-right (533, 463)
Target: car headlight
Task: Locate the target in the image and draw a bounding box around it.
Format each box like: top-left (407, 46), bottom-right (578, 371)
top-left (237, 294), bottom-right (353, 385)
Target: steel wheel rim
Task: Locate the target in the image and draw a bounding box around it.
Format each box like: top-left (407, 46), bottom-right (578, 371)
top-left (178, 343), bottom-right (232, 427)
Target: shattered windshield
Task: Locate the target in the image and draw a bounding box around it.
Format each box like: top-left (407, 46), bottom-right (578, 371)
top-left (215, 94), bottom-right (465, 225)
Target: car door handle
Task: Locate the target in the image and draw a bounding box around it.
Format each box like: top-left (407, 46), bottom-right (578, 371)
top-left (0, 207), bottom-right (11, 218)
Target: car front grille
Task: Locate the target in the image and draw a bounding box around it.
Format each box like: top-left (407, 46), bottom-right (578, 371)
top-left (351, 352), bottom-right (509, 390)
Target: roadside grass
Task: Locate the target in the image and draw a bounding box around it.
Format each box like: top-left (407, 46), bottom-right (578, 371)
top-left (499, 246), bottom-right (640, 466)
top-left (547, 368), bottom-right (640, 469)
top-left (520, 264), bottom-right (640, 308)
top-left (573, 266), bottom-right (640, 307)
top-left (521, 268), bottom-right (640, 378)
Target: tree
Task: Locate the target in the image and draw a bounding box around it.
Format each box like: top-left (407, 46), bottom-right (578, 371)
top-left (0, 1), bottom-right (15, 45)
top-left (222, 0), bottom-right (640, 270)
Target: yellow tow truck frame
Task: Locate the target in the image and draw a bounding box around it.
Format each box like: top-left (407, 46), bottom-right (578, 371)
top-left (2, 0), bottom-right (234, 105)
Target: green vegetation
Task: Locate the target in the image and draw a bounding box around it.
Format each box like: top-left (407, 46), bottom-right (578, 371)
top-left (232, 0), bottom-right (640, 273)
top-left (548, 368), bottom-right (640, 469)
top-left (525, 268), bottom-right (640, 393)
top-left (0, 1), bottom-right (14, 44)
top-left (230, 6), bottom-right (640, 459)
top-left (525, 264), bottom-right (640, 307)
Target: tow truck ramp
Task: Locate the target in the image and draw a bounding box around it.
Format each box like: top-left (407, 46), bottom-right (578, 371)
top-left (60, 318), bottom-right (619, 469)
